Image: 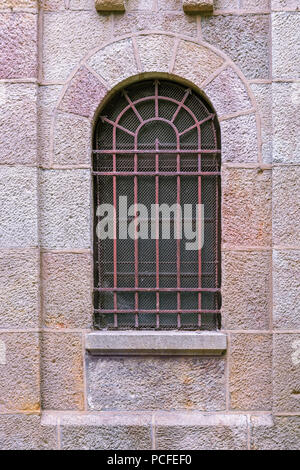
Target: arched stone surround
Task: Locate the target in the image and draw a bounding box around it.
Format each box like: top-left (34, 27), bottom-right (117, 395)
top-left (38, 31), bottom-right (273, 422)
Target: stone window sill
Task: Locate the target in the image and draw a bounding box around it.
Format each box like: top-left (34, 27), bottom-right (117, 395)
top-left (85, 331), bottom-right (227, 356)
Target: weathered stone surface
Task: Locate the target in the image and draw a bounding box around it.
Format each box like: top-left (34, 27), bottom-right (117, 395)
top-left (272, 12), bottom-right (300, 79)
top-left (222, 168), bottom-right (272, 247)
top-left (58, 413), bottom-right (152, 450)
top-left (214, 0), bottom-right (238, 9)
top-left (272, 0), bottom-right (300, 10)
top-left (0, 414), bottom-right (57, 450)
top-left (251, 83), bottom-right (273, 164)
top-left (38, 85), bottom-right (63, 167)
top-left (136, 34), bottom-right (176, 73)
top-left (39, 169), bottom-right (90, 249)
top-left (222, 250), bottom-right (271, 330)
top-left (183, 0), bottom-right (213, 12)
top-left (43, 0), bottom-right (66, 10)
top-left (86, 331), bottom-right (227, 355)
top-left (0, 249), bottom-right (39, 328)
top-left (155, 413), bottom-right (248, 450)
top-left (0, 84), bottom-right (37, 165)
top-left (43, 11), bottom-right (111, 82)
top-left (250, 415), bottom-right (300, 450)
top-left (273, 333), bottom-right (300, 412)
top-left (0, 13), bottom-right (37, 79)
top-left (70, 0), bottom-right (95, 9)
top-left (158, 0), bottom-right (181, 10)
top-left (53, 113), bottom-right (91, 165)
top-left (273, 166), bottom-right (300, 246)
top-left (202, 15), bottom-right (270, 79)
top-left (0, 166), bottom-right (38, 248)
top-left (221, 114), bottom-right (258, 163)
top-left (273, 82), bottom-right (300, 164)
top-left (113, 12), bottom-right (197, 37)
top-left (273, 250), bottom-right (300, 329)
top-left (0, 333), bottom-right (40, 412)
top-left (42, 252), bottom-right (92, 329)
top-left (0, 0), bottom-right (37, 10)
top-left (229, 334), bottom-right (272, 410)
top-left (173, 41), bottom-right (224, 89)
top-left (59, 66), bottom-right (107, 119)
top-left (204, 67), bottom-right (252, 118)
top-left (88, 39), bottom-right (138, 88)
top-left (41, 332), bottom-right (84, 410)
top-left (87, 356), bottom-right (226, 411)
top-left (241, 0), bottom-right (270, 9)
top-left (95, 0), bottom-right (125, 10)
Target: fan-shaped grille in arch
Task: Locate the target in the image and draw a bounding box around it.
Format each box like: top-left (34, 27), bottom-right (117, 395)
top-left (93, 79), bottom-right (221, 330)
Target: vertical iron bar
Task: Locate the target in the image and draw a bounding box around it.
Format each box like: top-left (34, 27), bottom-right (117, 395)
top-left (134, 144), bottom-right (139, 328)
top-left (155, 139), bottom-right (160, 328)
top-left (197, 126), bottom-right (202, 328)
top-left (177, 152), bottom-right (181, 329)
top-left (113, 152), bottom-right (118, 328)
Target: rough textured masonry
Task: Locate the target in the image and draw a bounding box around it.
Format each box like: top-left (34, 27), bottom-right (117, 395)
top-left (0, 0), bottom-right (299, 450)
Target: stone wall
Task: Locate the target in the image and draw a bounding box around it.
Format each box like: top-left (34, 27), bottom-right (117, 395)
top-left (0, 0), bottom-right (299, 450)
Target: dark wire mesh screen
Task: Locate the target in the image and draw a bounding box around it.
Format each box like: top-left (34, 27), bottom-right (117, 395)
top-left (93, 79), bottom-right (221, 330)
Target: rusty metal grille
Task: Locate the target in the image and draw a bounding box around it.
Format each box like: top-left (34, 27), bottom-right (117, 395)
top-left (93, 79), bottom-right (221, 330)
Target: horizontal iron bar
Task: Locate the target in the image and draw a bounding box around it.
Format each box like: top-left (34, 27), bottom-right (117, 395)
top-left (93, 149), bottom-right (221, 155)
top-left (99, 272), bottom-right (215, 277)
top-left (95, 309), bottom-right (220, 314)
top-left (93, 171), bottom-right (220, 176)
top-left (95, 287), bottom-right (220, 292)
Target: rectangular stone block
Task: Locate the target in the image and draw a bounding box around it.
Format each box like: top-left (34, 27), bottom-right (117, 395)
top-left (250, 415), bottom-right (300, 450)
top-left (41, 332), bottom-right (84, 410)
top-left (272, 12), bottom-right (300, 79)
top-left (0, 332), bottom-right (40, 412)
top-left (0, 166), bottom-right (38, 248)
top-left (53, 113), bottom-right (91, 166)
top-left (113, 12), bottom-right (197, 38)
top-left (229, 334), bottom-right (272, 410)
top-left (221, 114), bottom-right (258, 164)
top-left (202, 14), bottom-right (270, 79)
top-left (214, 0), bottom-right (238, 9)
top-left (58, 412), bottom-right (152, 450)
top-left (42, 251), bottom-right (92, 329)
top-left (155, 413), bottom-right (248, 450)
top-left (0, 13), bottom-right (37, 79)
top-left (136, 34), bottom-right (176, 74)
top-left (272, 0), bottom-right (300, 10)
top-left (273, 250), bottom-right (300, 329)
top-left (273, 82), bottom-right (300, 164)
top-left (0, 414), bottom-right (57, 450)
top-left (0, 84), bottom-right (37, 165)
top-left (251, 83), bottom-right (273, 164)
top-left (86, 355), bottom-right (226, 411)
top-left (273, 333), bottom-right (300, 412)
top-left (273, 166), bottom-right (300, 246)
top-left (0, 249), bottom-right (39, 328)
top-left (43, 11), bottom-right (111, 82)
top-left (222, 250), bottom-right (271, 330)
top-left (241, 0), bottom-right (270, 10)
top-left (0, 0), bottom-right (37, 10)
top-left (39, 169), bottom-right (91, 249)
top-left (222, 168), bottom-right (272, 247)
top-left (157, 0), bottom-right (181, 10)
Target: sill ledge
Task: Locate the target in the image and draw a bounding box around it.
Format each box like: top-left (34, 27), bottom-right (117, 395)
top-left (85, 331), bottom-right (227, 356)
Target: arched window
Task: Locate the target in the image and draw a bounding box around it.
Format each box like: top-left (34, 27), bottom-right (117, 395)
top-left (93, 79), bottom-right (221, 330)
